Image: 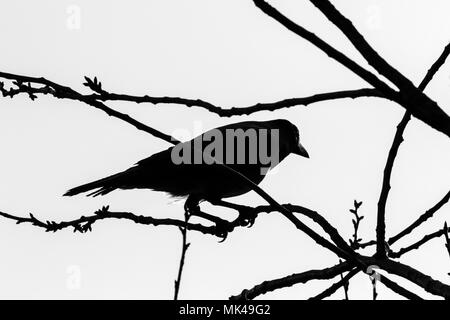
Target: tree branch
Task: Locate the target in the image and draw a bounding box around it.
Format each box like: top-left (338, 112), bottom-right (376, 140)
top-left (308, 0), bottom-right (450, 138)
top-left (444, 222), bottom-right (450, 276)
top-left (364, 257), bottom-right (450, 299)
top-left (390, 227), bottom-right (450, 259)
top-left (229, 261), bottom-right (352, 300)
top-left (87, 87), bottom-right (383, 117)
top-left (0, 206), bottom-right (222, 237)
top-left (378, 274), bottom-right (423, 300)
top-left (0, 72), bottom-right (179, 144)
top-left (252, 0), bottom-right (397, 98)
top-left (174, 209), bottom-right (191, 300)
top-left (389, 190), bottom-right (450, 245)
top-left (375, 42), bottom-right (450, 258)
top-left (376, 112), bottom-right (410, 258)
top-left (309, 268), bottom-right (359, 300)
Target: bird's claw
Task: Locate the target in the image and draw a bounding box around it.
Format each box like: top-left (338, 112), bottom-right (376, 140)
top-left (218, 232), bottom-right (228, 243)
top-left (243, 217), bottom-right (256, 228)
top-left (237, 207), bottom-right (257, 228)
top-left (214, 221), bottom-right (231, 242)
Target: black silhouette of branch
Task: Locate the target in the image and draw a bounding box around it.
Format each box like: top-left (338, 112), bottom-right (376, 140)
top-left (0, 201), bottom-right (351, 249)
top-left (0, 1), bottom-right (449, 300)
top-left (0, 206), bottom-right (222, 236)
top-left (444, 223), bottom-right (450, 276)
top-left (252, 0), bottom-right (396, 98)
top-left (0, 72), bottom-right (179, 144)
top-left (378, 274), bottom-right (423, 300)
top-left (389, 190), bottom-right (450, 245)
top-left (229, 261), bottom-right (352, 300)
top-left (371, 275), bottom-right (378, 300)
top-left (0, 72), bottom-right (384, 120)
top-left (363, 258), bottom-right (450, 298)
top-left (375, 42), bottom-right (450, 257)
top-left (349, 190), bottom-right (450, 252)
top-left (338, 259), bottom-right (350, 300)
top-left (391, 227), bottom-right (450, 259)
top-left (308, 0), bottom-right (450, 138)
top-left (309, 268), bottom-right (359, 300)
top-left (348, 200), bottom-right (364, 249)
top-left (87, 86), bottom-right (383, 117)
top-left (376, 112), bottom-right (410, 257)
top-left (174, 209), bottom-right (191, 300)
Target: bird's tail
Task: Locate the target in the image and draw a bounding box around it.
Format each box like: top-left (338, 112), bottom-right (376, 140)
top-left (63, 170), bottom-right (131, 197)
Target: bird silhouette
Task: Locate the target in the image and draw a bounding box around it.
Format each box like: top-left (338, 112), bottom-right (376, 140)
top-left (64, 119), bottom-right (309, 203)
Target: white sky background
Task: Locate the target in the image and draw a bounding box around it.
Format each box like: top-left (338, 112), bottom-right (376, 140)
top-left (0, 0), bottom-right (449, 299)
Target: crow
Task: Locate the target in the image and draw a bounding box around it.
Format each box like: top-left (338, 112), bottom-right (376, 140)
top-left (64, 119), bottom-right (309, 203)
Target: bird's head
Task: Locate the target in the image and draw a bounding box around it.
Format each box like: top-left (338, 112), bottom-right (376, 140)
top-left (273, 119), bottom-right (309, 159)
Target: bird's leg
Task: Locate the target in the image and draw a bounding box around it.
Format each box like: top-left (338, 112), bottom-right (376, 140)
top-left (207, 199), bottom-right (258, 227)
top-left (184, 195), bottom-right (200, 216)
top-left (184, 195), bottom-right (231, 238)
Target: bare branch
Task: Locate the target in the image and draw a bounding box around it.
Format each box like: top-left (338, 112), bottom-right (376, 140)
top-left (252, 0), bottom-right (396, 97)
top-left (391, 227), bottom-right (450, 259)
top-left (339, 259), bottom-right (350, 300)
top-left (0, 206), bottom-right (221, 237)
top-left (348, 200), bottom-right (364, 249)
top-left (376, 112), bottom-right (411, 258)
top-left (229, 261), bottom-right (352, 300)
top-left (88, 87), bottom-right (384, 117)
top-left (390, 190), bottom-right (450, 245)
top-left (0, 72), bottom-right (359, 262)
top-left (174, 209), bottom-right (191, 300)
top-left (375, 42), bottom-right (450, 257)
top-left (309, 0), bottom-right (413, 90)
top-left (444, 222), bottom-right (450, 276)
top-left (309, 268), bottom-right (359, 300)
top-left (0, 72), bottom-right (179, 144)
top-left (309, 0), bottom-right (450, 138)
top-left (365, 258), bottom-right (450, 299)
top-left (420, 43), bottom-right (450, 90)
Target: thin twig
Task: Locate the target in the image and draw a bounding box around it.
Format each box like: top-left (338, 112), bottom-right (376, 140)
top-left (174, 209), bottom-right (191, 300)
top-left (338, 260), bottom-right (350, 300)
top-left (348, 200), bottom-right (364, 249)
top-left (389, 190), bottom-right (450, 245)
top-left (252, 0), bottom-right (396, 97)
top-left (376, 112), bottom-right (410, 258)
top-left (391, 227), bottom-right (450, 258)
top-left (444, 222), bottom-right (450, 276)
top-left (0, 72), bottom-right (179, 144)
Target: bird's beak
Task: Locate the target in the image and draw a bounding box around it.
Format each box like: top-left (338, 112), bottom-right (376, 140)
top-left (293, 142), bottom-right (309, 158)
